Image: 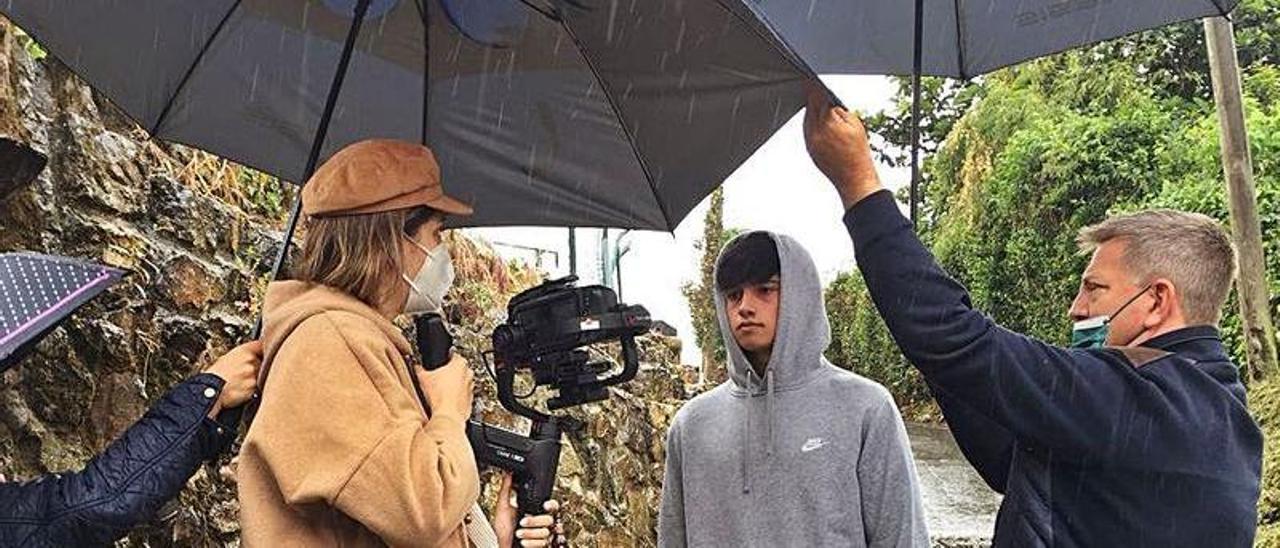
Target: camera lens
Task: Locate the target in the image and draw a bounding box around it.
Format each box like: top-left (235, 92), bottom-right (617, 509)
top-left (492, 324), bottom-right (523, 353)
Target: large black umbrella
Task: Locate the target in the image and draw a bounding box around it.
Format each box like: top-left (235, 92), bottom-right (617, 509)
top-left (0, 253), bottom-right (123, 372)
top-left (4, 0), bottom-right (833, 346)
top-left (3, 0), bottom-right (831, 427)
top-left (3, 0), bottom-right (822, 235)
top-left (747, 0), bottom-right (1243, 223)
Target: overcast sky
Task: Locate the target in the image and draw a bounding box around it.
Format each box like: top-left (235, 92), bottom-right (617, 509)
top-left (466, 75), bottom-right (911, 366)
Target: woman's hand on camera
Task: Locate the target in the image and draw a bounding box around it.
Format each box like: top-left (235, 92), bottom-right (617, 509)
top-left (418, 353), bottom-right (473, 419)
top-left (204, 340), bottom-right (263, 418)
top-left (494, 473), bottom-right (564, 548)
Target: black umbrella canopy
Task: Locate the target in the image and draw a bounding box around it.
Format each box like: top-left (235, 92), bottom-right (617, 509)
top-left (749, 0), bottom-right (1242, 79)
top-left (0, 253), bottom-right (123, 372)
top-left (3, 0), bottom-right (822, 231)
top-left (744, 0), bottom-right (1242, 225)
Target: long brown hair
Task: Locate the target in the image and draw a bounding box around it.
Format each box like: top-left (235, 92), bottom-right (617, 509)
top-left (293, 206), bottom-right (438, 307)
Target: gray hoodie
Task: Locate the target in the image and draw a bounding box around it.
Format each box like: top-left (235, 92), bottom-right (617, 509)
top-left (658, 231), bottom-right (928, 547)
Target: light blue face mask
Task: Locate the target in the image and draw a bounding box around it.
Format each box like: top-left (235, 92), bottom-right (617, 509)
top-left (1070, 284), bottom-right (1152, 349)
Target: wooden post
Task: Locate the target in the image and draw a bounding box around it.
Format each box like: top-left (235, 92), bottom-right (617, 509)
top-left (1204, 16), bottom-right (1279, 380)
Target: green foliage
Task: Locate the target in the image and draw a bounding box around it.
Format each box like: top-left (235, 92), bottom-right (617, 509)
top-left (13, 27), bottom-right (46, 61)
top-left (1253, 379), bottom-right (1280, 545)
top-left (927, 75), bottom-right (1175, 341)
top-left (1127, 78), bottom-right (1280, 373)
top-left (682, 188), bottom-right (732, 382)
top-left (865, 77), bottom-right (985, 171)
top-left (239, 168), bottom-right (295, 221)
top-left (823, 272), bottom-right (930, 407)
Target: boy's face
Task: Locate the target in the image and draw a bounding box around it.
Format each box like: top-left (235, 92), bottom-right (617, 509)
top-left (724, 275), bottom-right (781, 356)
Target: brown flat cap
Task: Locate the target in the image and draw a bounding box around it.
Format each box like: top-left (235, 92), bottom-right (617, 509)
top-left (302, 139), bottom-right (474, 218)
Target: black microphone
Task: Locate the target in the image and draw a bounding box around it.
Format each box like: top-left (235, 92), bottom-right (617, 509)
top-left (414, 313), bottom-right (453, 370)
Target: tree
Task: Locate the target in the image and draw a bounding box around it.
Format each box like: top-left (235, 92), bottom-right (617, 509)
top-left (824, 272), bottom-right (928, 407)
top-left (682, 188), bottom-right (730, 384)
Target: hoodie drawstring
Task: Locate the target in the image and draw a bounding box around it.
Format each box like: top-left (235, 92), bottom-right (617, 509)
top-left (766, 369), bottom-right (775, 458)
top-left (741, 390), bottom-right (751, 493)
top-left (741, 368), bottom-right (778, 493)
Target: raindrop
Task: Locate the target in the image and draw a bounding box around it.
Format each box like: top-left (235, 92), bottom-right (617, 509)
top-left (249, 65), bottom-right (261, 102)
top-left (606, 0), bottom-right (619, 44)
top-left (448, 37), bottom-right (463, 63)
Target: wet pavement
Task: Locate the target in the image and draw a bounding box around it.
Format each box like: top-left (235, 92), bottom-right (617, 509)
top-left (907, 422), bottom-right (1002, 547)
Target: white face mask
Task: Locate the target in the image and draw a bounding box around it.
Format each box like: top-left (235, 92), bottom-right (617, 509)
top-left (401, 236), bottom-right (454, 316)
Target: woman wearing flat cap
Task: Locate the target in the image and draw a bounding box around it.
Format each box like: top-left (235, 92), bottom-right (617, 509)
top-left (237, 139), bottom-right (560, 548)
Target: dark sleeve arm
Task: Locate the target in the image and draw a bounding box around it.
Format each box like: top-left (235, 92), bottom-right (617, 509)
top-left (928, 382), bottom-right (1013, 493)
top-left (0, 374), bottom-right (237, 546)
top-left (844, 190), bottom-right (1152, 457)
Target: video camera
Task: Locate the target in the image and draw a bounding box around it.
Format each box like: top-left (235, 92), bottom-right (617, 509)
top-left (415, 275), bottom-right (650, 518)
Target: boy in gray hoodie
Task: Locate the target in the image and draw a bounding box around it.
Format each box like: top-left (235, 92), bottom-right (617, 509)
top-left (658, 231), bottom-right (928, 547)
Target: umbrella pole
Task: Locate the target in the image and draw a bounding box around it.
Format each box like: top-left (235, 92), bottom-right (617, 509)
top-left (569, 227), bottom-right (578, 276)
top-left (419, 0), bottom-right (431, 145)
top-left (909, 0), bottom-right (923, 229)
top-left (252, 0), bottom-right (374, 339)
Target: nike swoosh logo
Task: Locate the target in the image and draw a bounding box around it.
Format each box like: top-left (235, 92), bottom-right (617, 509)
top-left (801, 438), bottom-right (826, 452)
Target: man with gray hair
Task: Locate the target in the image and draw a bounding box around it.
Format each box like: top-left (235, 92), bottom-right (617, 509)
top-left (803, 87), bottom-right (1262, 546)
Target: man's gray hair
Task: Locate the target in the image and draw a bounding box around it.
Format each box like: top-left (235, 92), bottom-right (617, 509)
top-left (1077, 209), bottom-right (1236, 325)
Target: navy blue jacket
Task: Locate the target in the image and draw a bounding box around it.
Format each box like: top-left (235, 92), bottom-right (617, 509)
top-left (0, 374), bottom-right (237, 547)
top-left (846, 190), bottom-right (1262, 547)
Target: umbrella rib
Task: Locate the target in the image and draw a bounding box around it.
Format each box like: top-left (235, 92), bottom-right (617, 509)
top-left (416, 0), bottom-right (430, 145)
top-left (555, 20), bottom-right (672, 230)
top-left (953, 0), bottom-right (967, 80)
top-left (149, 0), bottom-right (244, 136)
top-left (513, 0), bottom-right (561, 22)
top-left (1205, 0), bottom-right (1229, 17)
top-left (0, 270), bottom-right (112, 349)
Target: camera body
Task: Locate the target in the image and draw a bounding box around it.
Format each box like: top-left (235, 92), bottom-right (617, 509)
top-left (490, 276), bottom-right (651, 420)
top-left (493, 278), bottom-right (649, 362)
top-left (467, 276), bottom-right (650, 517)
top-left (415, 276), bottom-right (651, 517)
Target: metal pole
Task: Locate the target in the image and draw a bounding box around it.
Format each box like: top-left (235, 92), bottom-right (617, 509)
top-left (600, 227), bottom-right (611, 288)
top-left (419, 0), bottom-right (431, 145)
top-left (615, 254), bottom-right (623, 301)
top-left (569, 227), bottom-right (577, 276)
top-left (615, 230), bottom-right (631, 301)
top-left (1204, 16), bottom-right (1279, 379)
top-left (909, 0), bottom-right (924, 228)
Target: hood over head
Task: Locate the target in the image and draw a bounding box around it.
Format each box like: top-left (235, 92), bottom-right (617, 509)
top-left (713, 230), bottom-right (830, 394)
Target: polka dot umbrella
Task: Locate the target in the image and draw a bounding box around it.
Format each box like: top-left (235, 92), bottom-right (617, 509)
top-left (0, 253), bottom-right (123, 372)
